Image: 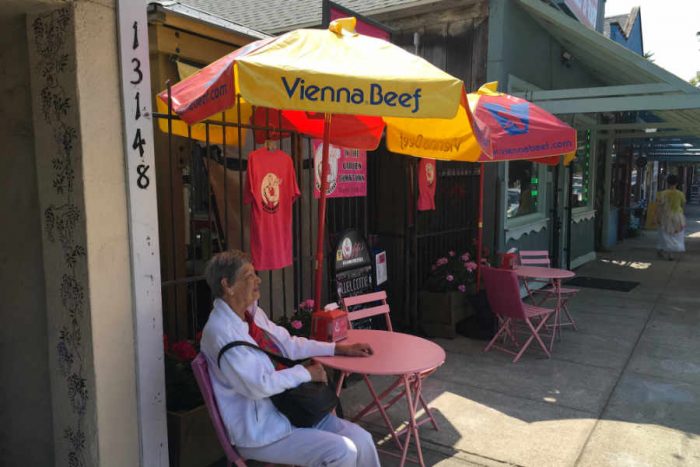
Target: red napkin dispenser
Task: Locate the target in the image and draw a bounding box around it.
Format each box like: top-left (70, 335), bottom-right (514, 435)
top-left (499, 252), bottom-right (518, 270)
top-left (311, 309), bottom-right (349, 342)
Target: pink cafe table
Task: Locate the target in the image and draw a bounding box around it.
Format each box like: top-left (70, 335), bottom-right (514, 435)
top-left (514, 265), bottom-right (575, 348)
top-left (315, 329), bottom-right (446, 467)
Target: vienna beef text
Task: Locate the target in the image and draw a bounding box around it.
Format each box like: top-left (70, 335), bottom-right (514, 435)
top-left (281, 76), bottom-right (422, 113)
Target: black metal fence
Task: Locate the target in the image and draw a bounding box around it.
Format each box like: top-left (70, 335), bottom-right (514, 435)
top-left (154, 96), bottom-right (479, 341)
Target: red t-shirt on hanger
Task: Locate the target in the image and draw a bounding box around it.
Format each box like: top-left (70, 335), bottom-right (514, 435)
top-left (417, 158), bottom-right (437, 211)
top-left (244, 148), bottom-right (300, 270)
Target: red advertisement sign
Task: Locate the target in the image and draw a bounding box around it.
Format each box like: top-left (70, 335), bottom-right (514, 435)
top-left (324, 0), bottom-right (392, 41)
top-left (312, 140), bottom-right (367, 199)
top-left (562, 0), bottom-right (598, 29)
top-left (329, 7), bottom-right (390, 40)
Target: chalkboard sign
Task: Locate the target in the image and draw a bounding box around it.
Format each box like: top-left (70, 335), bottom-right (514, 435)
top-left (333, 229), bottom-right (375, 329)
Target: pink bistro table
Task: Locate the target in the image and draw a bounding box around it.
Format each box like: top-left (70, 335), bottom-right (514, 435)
top-left (315, 329), bottom-right (446, 467)
top-left (514, 265), bottom-right (576, 348)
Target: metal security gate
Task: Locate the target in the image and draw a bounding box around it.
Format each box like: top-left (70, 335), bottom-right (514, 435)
top-left (154, 94), bottom-right (479, 341)
top-left (154, 94), bottom-right (374, 341)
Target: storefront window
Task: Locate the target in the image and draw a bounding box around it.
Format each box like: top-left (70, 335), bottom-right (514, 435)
top-left (507, 160), bottom-right (540, 219)
top-left (571, 129), bottom-right (592, 209)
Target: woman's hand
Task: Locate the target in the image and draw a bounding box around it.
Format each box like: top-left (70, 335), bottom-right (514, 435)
top-left (304, 361), bottom-right (328, 383)
top-left (335, 342), bottom-right (374, 357)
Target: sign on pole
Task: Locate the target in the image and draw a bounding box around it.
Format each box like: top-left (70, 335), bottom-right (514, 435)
top-left (116, 1), bottom-right (168, 465)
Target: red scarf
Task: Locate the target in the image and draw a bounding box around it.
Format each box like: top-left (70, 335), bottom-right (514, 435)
top-left (244, 311), bottom-right (287, 370)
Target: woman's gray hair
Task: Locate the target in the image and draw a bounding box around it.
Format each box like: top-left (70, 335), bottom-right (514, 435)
top-left (204, 250), bottom-right (251, 298)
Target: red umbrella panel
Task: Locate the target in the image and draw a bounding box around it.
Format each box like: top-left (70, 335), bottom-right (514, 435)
top-left (465, 84), bottom-right (577, 284)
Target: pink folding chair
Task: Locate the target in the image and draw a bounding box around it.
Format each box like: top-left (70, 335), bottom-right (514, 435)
top-left (482, 267), bottom-right (555, 363)
top-left (518, 250), bottom-right (578, 330)
top-left (336, 291), bottom-right (440, 436)
top-left (191, 353), bottom-right (249, 467)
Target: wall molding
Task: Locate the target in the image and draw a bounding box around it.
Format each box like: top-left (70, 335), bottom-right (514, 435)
top-left (506, 217), bottom-right (549, 241)
top-left (572, 209), bottom-right (596, 224)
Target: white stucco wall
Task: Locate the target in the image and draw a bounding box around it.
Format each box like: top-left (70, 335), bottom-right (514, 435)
top-left (0, 13), bottom-right (55, 467)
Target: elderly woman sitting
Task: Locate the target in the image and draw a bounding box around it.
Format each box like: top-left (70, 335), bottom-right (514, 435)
top-left (200, 250), bottom-right (380, 467)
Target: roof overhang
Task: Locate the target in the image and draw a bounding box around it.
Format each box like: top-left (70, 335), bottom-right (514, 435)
top-left (148, 2), bottom-right (269, 42)
top-left (512, 0), bottom-right (700, 162)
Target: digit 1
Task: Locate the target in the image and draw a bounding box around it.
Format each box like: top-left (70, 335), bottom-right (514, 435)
top-left (132, 21), bottom-right (139, 49)
top-left (134, 92), bottom-right (141, 120)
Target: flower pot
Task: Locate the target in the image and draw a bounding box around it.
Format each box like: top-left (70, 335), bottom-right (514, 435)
top-left (419, 290), bottom-right (474, 339)
top-left (167, 405), bottom-right (224, 467)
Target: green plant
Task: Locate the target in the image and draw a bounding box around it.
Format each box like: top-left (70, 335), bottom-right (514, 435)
top-left (164, 333), bottom-right (203, 412)
top-left (424, 250), bottom-right (478, 293)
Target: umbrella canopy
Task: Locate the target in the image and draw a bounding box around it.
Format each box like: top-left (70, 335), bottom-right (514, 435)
top-left (158, 17), bottom-right (469, 310)
top-left (159, 18), bottom-right (463, 124)
top-left (461, 83), bottom-right (577, 285)
top-left (468, 82), bottom-right (576, 165)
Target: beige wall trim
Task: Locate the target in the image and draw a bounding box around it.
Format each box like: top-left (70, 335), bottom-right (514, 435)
top-left (28, 8), bottom-right (99, 466)
top-left (28, 3), bottom-right (140, 466)
top-left (152, 24), bottom-right (238, 66)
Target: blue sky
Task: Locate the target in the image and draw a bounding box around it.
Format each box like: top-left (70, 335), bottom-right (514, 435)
top-left (605, 0), bottom-right (700, 81)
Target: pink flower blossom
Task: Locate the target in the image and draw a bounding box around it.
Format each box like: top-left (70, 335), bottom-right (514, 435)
top-left (299, 299), bottom-right (315, 310)
top-left (466, 261), bottom-right (478, 272)
top-left (446, 274), bottom-right (454, 282)
top-left (436, 257), bottom-right (448, 266)
top-left (461, 252), bottom-right (470, 261)
top-left (291, 320), bottom-right (303, 330)
top-left (449, 250), bottom-right (456, 257)
top-left (458, 284), bottom-right (467, 293)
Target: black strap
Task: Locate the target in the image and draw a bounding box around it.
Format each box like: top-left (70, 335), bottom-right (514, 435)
top-left (217, 340), bottom-right (302, 369)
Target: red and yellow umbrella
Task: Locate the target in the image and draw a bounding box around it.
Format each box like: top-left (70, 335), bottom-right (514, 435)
top-left (158, 18), bottom-right (470, 309)
top-left (465, 83), bottom-right (576, 283)
top-left (158, 18), bottom-right (576, 306)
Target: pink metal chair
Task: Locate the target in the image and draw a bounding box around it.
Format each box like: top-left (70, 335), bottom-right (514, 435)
top-left (482, 267), bottom-right (555, 363)
top-left (518, 250), bottom-right (578, 330)
top-left (191, 353), bottom-right (248, 467)
top-left (337, 291), bottom-right (440, 434)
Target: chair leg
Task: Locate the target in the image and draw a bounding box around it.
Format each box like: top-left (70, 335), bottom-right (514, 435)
top-left (485, 318), bottom-right (512, 352)
top-left (561, 301), bottom-right (577, 330)
top-left (512, 315), bottom-right (552, 363)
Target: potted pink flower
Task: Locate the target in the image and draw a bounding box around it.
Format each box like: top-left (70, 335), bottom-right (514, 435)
top-left (277, 299), bottom-right (314, 337)
top-left (419, 250), bottom-right (478, 339)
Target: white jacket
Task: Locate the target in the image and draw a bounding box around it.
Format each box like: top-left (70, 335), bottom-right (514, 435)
top-left (200, 298), bottom-right (336, 448)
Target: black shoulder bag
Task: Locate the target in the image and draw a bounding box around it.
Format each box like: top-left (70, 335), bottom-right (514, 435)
top-left (217, 341), bottom-right (339, 428)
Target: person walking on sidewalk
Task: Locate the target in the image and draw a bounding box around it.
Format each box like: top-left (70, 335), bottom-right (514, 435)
top-left (656, 174), bottom-right (686, 260)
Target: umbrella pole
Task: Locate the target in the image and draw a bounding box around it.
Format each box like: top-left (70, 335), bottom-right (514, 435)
top-left (476, 162), bottom-right (485, 288)
top-left (313, 113), bottom-right (332, 312)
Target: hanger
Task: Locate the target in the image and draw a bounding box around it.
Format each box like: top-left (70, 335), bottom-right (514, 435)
top-left (264, 138), bottom-right (278, 151)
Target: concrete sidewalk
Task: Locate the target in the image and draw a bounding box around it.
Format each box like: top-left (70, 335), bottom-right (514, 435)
top-left (343, 206), bottom-right (700, 466)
